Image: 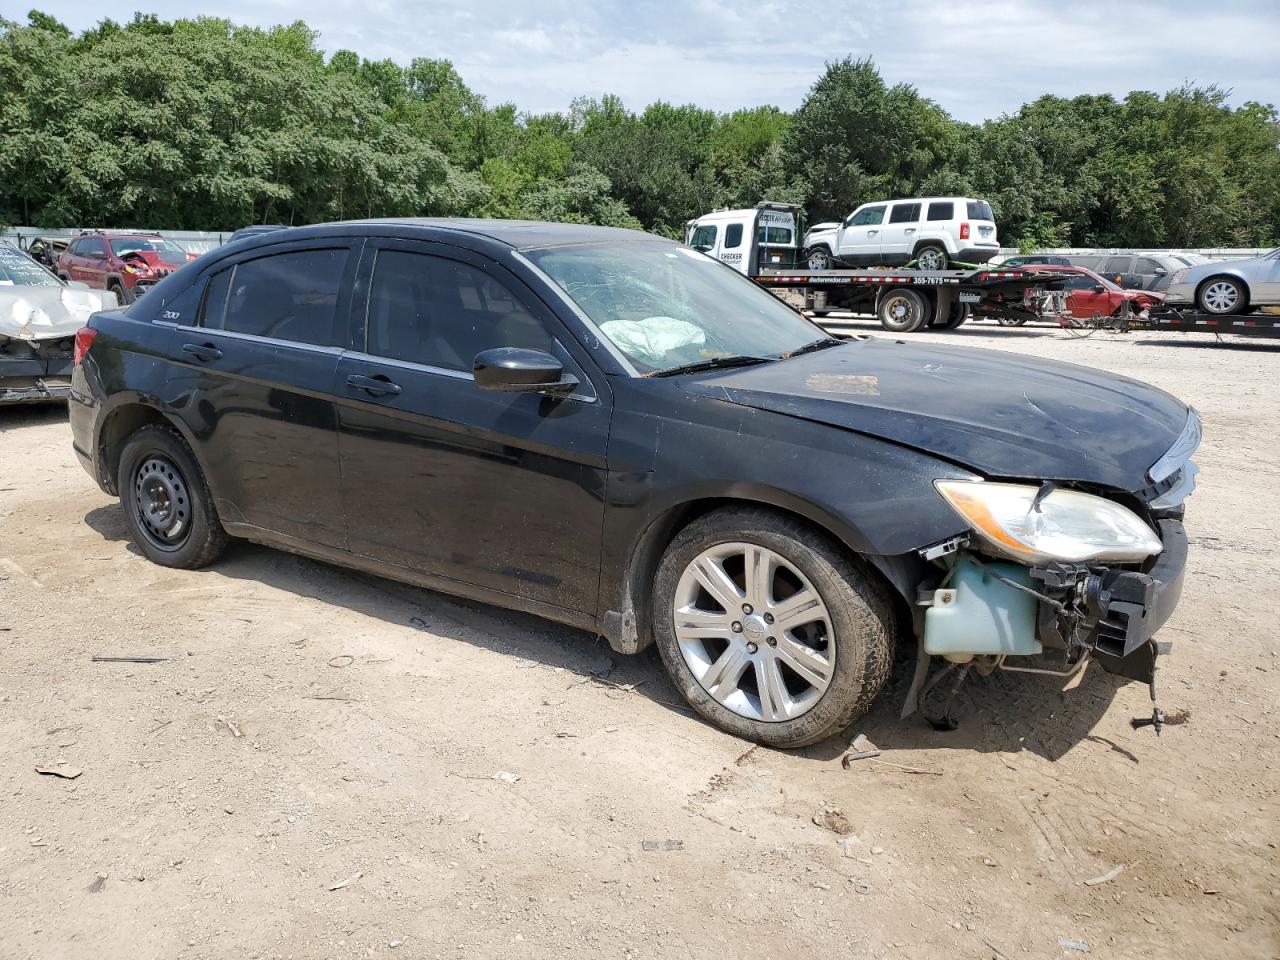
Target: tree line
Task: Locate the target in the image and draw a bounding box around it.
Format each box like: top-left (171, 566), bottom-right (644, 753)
top-left (2, 12), bottom-right (1277, 249)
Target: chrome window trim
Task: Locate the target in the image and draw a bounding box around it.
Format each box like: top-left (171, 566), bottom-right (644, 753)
top-left (1148, 407), bottom-right (1202, 484)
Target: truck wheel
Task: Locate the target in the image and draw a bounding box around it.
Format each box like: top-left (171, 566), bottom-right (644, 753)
top-left (118, 424), bottom-right (228, 569)
top-left (1196, 276), bottom-right (1247, 315)
top-left (914, 244), bottom-right (949, 271)
top-left (878, 289), bottom-right (931, 332)
top-left (805, 247), bottom-right (833, 271)
top-left (652, 507), bottom-right (895, 748)
top-left (932, 303), bottom-right (970, 330)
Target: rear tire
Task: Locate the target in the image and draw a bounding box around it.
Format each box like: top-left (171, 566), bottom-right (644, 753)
top-left (1196, 276), bottom-right (1247, 315)
top-left (652, 508), bottom-right (895, 748)
top-left (932, 302), bottom-right (970, 330)
top-left (878, 289), bottom-right (931, 333)
top-left (914, 244), bottom-right (949, 271)
top-left (118, 424), bottom-right (228, 569)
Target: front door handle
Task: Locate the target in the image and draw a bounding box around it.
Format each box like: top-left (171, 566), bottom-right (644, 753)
top-left (868, 229), bottom-right (879, 235)
top-left (346, 374), bottom-right (402, 397)
top-left (181, 342), bottom-right (223, 362)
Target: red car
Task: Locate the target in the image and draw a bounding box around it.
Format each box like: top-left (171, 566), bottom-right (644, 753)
top-left (1031, 264), bottom-right (1165, 319)
top-left (57, 232), bottom-right (195, 304)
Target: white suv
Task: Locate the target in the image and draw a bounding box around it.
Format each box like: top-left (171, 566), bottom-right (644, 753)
top-left (804, 197), bottom-right (999, 270)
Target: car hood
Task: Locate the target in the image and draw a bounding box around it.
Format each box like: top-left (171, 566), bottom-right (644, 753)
top-left (1124, 288), bottom-right (1164, 303)
top-left (683, 339), bottom-right (1188, 491)
top-left (1181, 254), bottom-right (1271, 282)
top-left (122, 250), bottom-right (184, 270)
top-left (0, 284), bottom-right (116, 341)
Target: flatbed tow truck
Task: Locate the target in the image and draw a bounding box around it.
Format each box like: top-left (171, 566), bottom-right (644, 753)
top-left (753, 265), bottom-right (1059, 333)
top-left (753, 266), bottom-right (1280, 339)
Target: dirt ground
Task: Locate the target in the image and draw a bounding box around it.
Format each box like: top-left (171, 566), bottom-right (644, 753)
top-left (2, 319), bottom-right (1278, 960)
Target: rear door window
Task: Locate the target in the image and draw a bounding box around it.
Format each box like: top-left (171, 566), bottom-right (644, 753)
top-left (202, 248), bottom-right (348, 347)
top-left (1070, 256), bottom-right (1102, 270)
top-left (927, 201), bottom-right (954, 221)
top-left (1136, 258), bottom-right (1165, 274)
top-left (365, 249), bottom-right (553, 372)
top-left (888, 203), bottom-right (921, 224)
top-left (724, 223), bottom-right (744, 249)
top-left (1103, 256), bottom-right (1132, 274)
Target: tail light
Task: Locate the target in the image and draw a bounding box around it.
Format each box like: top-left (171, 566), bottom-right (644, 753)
top-left (960, 223), bottom-right (971, 240)
top-left (73, 327), bottom-right (97, 365)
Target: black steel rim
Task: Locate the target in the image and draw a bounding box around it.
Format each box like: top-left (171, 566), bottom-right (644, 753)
top-left (132, 455), bottom-right (191, 551)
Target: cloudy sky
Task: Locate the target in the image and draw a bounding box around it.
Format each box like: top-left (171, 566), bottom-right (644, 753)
top-left (32, 0), bottom-right (1280, 121)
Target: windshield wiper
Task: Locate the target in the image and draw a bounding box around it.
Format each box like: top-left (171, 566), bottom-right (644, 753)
top-left (783, 337), bottom-right (843, 358)
top-left (647, 355), bottom-right (776, 378)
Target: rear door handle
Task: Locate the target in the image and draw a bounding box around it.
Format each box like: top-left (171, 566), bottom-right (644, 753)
top-left (346, 374), bottom-right (402, 397)
top-left (181, 342), bottom-right (223, 362)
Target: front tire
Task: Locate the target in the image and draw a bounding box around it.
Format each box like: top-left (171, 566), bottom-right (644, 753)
top-left (805, 247), bottom-right (833, 271)
top-left (1196, 276), bottom-right (1248, 315)
top-left (652, 508), bottom-right (895, 748)
top-left (108, 281), bottom-right (129, 306)
top-left (118, 424), bottom-right (228, 569)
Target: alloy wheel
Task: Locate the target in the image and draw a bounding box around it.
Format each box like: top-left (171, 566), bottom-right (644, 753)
top-left (1201, 280), bottom-right (1240, 314)
top-left (807, 248), bottom-right (831, 270)
top-left (916, 247), bottom-right (946, 271)
top-left (673, 542), bottom-right (834, 722)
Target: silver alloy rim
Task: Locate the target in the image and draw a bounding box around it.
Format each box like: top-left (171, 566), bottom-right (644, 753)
top-left (917, 248), bottom-right (944, 270)
top-left (808, 249), bottom-right (830, 270)
top-left (1202, 280), bottom-right (1239, 313)
top-left (674, 542), bottom-right (834, 722)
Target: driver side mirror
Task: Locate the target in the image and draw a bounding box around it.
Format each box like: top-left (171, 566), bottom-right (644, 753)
top-left (1093, 284), bottom-right (1106, 293)
top-left (473, 347), bottom-right (579, 395)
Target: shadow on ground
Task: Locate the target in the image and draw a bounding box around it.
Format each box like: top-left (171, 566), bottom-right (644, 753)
top-left (84, 503), bottom-right (1122, 765)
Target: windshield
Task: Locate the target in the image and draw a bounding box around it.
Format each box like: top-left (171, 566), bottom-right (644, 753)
top-left (112, 237), bottom-right (188, 259)
top-left (0, 246), bottom-right (62, 287)
top-left (527, 241), bottom-right (824, 374)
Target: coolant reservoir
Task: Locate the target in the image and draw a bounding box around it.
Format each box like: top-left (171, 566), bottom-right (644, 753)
top-left (923, 555), bottom-right (1042, 658)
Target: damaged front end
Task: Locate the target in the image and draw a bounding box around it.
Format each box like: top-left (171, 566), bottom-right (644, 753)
top-left (903, 410), bottom-right (1200, 731)
top-left (0, 282), bottom-right (114, 403)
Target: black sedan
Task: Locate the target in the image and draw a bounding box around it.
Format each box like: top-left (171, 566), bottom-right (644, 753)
top-left (67, 219), bottom-right (1199, 747)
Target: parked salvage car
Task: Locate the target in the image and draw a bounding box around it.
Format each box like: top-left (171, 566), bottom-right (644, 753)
top-left (1031, 264), bottom-right (1165, 319)
top-left (69, 220), bottom-right (1198, 747)
top-left (1165, 248), bottom-right (1280, 315)
top-left (25, 236), bottom-right (69, 271)
top-left (0, 242), bottom-right (116, 403)
top-left (227, 224), bottom-right (287, 245)
top-left (57, 231), bottom-right (194, 304)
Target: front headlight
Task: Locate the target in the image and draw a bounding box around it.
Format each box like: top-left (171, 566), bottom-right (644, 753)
top-left (935, 480), bottom-right (1162, 565)
top-left (1171, 269), bottom-right (1189, 285)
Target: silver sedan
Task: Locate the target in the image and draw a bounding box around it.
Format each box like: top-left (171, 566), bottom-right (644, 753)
top-left (1166, 248), bottom-right (1280, 315)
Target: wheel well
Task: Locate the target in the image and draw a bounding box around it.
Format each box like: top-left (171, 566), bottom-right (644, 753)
top-left (610, 498), bottom-right (910, 655)
top-left (912, 239), bottom-right (947, 255)
top-left (97, 403), bottom-right (168, 494)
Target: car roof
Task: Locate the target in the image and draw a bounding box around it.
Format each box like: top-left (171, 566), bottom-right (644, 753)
top-left (1035, 264), bottom-right (1091, 274)
top-left (241, 218), bottom-right (667, 252)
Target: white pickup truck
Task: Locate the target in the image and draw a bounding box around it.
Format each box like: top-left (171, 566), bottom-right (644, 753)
top-left (803, 197), bottom-right (999, 270)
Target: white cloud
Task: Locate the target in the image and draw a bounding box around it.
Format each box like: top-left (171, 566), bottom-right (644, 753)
top-left (27, 0), bottom-right (1280, 120)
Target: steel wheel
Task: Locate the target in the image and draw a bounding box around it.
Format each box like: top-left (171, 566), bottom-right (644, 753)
top-left (132, 455), bottom-right (191, 552)
top-left (1198, 278), bottom-right (1245, 315)
top-left (673, 542), bottom-right (834, 722)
